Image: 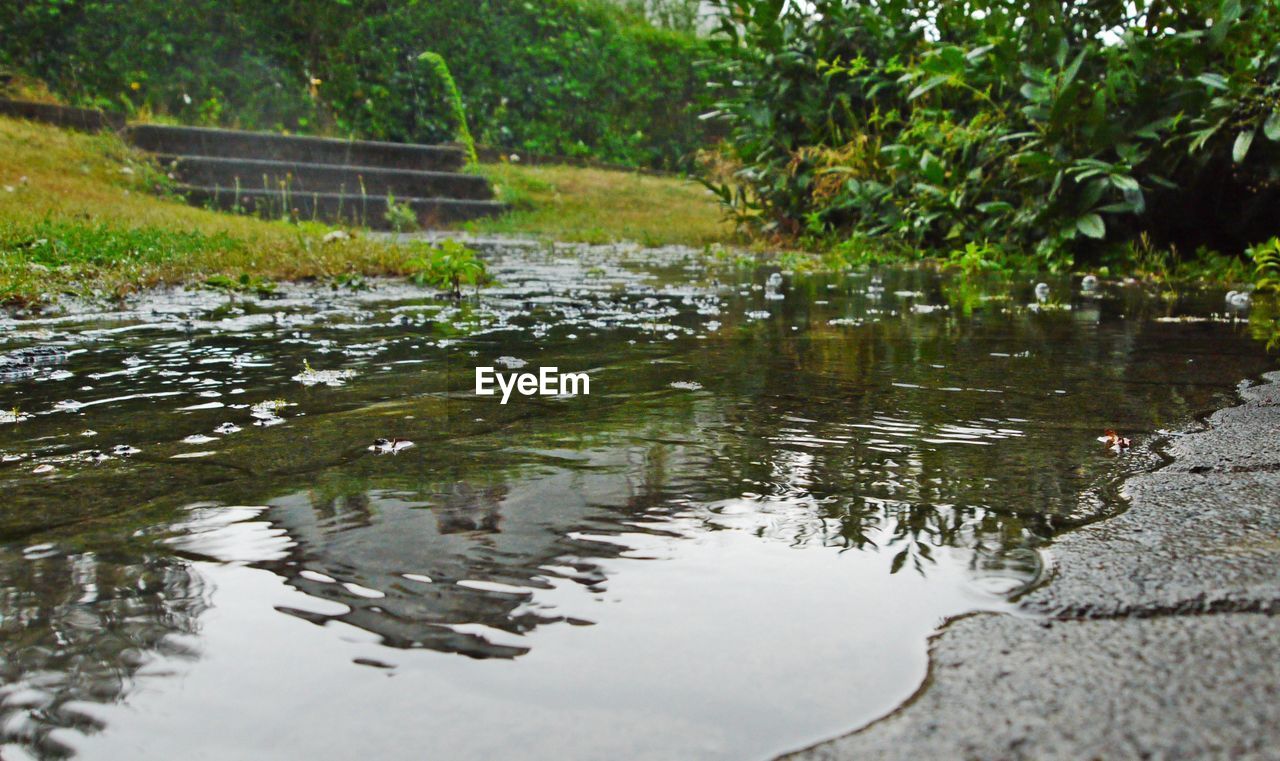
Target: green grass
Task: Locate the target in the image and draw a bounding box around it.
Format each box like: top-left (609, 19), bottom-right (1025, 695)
top-left (468, 162), bottom-right (735, 248)
top-left (0, 116), bottom-right (421, 307)
top-left (0, 116), bottom-right (739, 308)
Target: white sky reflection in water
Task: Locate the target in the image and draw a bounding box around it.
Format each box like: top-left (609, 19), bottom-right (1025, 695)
top-left (72, 497), bottom-right (1009, 761)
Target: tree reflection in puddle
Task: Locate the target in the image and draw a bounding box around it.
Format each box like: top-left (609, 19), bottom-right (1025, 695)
top-left (0, 247), bottom-right (1273, 759)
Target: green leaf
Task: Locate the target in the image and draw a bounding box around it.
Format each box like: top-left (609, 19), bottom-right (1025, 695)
top-left (1196, 73), bottom-right (1229, 90)
top-left (1233, 129), bottom-right (1255, 163)
top-left (1110, 175), bottom-right (1140, 192)
top-left (1080, 178), bottom-right (1107, 209)
top-left (1049, 170), bottom-right (1064, 198)
top-left (1264, 111), bottom-right (1280, 142)
top-left (1061, 48), bottom-right (1087, 89)
top-left (1076, 213), bottom-right (1106, 239)
top-left (1097, 202), bottom-right (1138, 213)
top-left (908, 74), bottom-right (950, 101)
top-left (919, 151), bottom-right (945, 184)
top-left (1209, 0), bottom-right (1242, 46)
top-left (965, 44), bottom-right (995, 62)
top-left (976, 201), bottom-right (1014, 214)
top-left (1188, 120), bottom-right (1225, 154)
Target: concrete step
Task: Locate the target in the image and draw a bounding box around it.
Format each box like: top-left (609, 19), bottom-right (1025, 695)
top-left (180, 186), bottom-right (505, 229)
top-left (129, 125), bottom-right (466, 173)
top-left (0, 98), bottom-right (125, 132)
top-left (157, 155), bottom-right (493, 201)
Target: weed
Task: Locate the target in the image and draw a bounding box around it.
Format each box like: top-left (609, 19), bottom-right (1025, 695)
top-left (416, 52), bottom-right (478, 165)
top-left (947, 242), bottom-right (1009, 277)
top-left (203, 273), bottom-right (278, 298)
top-left (384, 193), bottom-right (419, 233)
top-left (406, 238), bottom-right (488, 298)
top-left (329, 272), bottom-right (370, 291)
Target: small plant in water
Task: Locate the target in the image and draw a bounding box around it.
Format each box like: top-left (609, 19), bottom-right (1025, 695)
top-left (204, 273), bottom-right (278, 298)
top-left (948, 241), bottom-right (1008, 276)
top-left (407, 239), bottom-right (488, 298)
top-left (329, 272), bottom-right (370, 291)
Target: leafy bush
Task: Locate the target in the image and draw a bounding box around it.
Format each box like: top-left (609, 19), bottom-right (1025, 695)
top-left (0, 0), bottom-right (711, 169)
top-left (703, 0), bottom-right (1280, 266)
top-left (1252, 238), bottom-right (1280, 293)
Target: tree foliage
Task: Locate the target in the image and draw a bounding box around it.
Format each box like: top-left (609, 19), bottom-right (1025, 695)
top-left (703, 0), bottom-right (1280, 264)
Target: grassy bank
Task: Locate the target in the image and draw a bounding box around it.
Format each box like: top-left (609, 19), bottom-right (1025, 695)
top-left (0, 116), bottom-right (734, 309)
top-left (470, 162), bottom-right (733, 248)
top-left (0, 116), bottom-right (420, 307)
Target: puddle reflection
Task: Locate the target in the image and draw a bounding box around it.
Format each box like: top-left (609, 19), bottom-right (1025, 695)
top-left (0, 243), bottom-right (1272, 759)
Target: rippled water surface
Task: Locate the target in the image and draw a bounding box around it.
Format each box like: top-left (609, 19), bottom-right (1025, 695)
top-left (0, 241), bottom-right (1271, 760)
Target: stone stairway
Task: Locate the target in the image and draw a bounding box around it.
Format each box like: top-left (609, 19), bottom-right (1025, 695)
top-left (126, 125), bottom-right (505, 229)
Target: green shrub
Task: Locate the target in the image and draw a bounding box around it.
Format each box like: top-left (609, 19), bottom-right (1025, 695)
top-left (0, 0), bottom-right (712, 169)
top-left (703, 0), bottom-right (1280, 266)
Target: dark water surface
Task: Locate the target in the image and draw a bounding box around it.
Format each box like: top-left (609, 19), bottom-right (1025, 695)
top-left (0, 241), bottom-right (1271, 760)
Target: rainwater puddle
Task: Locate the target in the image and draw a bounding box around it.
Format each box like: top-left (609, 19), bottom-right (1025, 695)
top-left (0, 241), bottom-right (1272, 760)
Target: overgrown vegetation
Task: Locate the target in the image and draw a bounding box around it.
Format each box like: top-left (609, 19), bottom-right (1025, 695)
top-left (702, 0), bottom-right (1280, 271)
top-left (0, 116), bottom-right (417, 305)
top-left (1, 0), bottom-right (711, 169)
